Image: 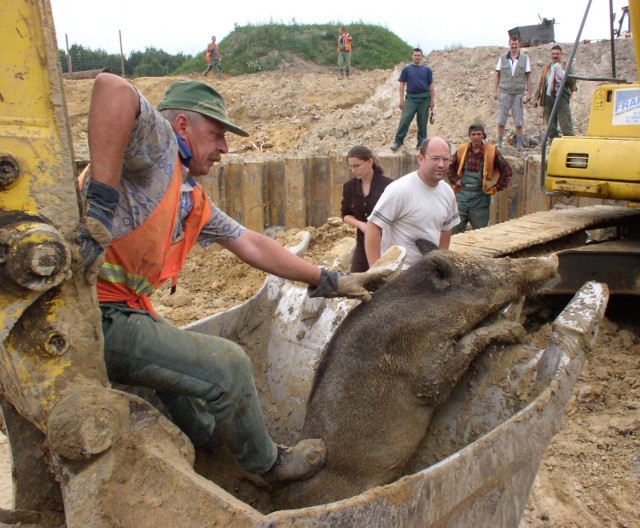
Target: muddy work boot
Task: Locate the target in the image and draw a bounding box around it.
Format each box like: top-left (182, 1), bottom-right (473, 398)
top-left (261, 439), bottom-right (326, 483)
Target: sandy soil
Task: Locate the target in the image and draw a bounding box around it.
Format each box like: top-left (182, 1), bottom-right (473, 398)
top-left (0, 38), bottom-right (637, 526)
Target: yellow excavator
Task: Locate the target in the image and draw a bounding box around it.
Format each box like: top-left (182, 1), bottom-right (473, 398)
top-left (545, 2), bottom-right (640, 201)
top-left (540, 0), bottom-right (640, 293)
top-left (0, 0), bottom-right (629, 527)
top-left (452, 0), bottom-right (640, 294)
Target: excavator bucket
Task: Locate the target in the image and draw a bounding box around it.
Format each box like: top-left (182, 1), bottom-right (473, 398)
top-left (179, 238), bottom-right (608, 527)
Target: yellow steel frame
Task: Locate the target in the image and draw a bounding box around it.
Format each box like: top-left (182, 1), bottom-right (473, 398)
top-left (1, 1), bottom-right (107, 431)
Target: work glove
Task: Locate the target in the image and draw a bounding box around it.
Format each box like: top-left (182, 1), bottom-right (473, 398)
top-left (307, 246), bottom-right (406, 302)
top-left (76, 179), bottom-right (119, 284)
top-left (76, 218), bottom-right (112, 285)
top-left (429, 109), bottom-right (436, 125)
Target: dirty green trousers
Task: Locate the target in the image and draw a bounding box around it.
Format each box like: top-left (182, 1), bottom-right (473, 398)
top-left (394, 92), bottom-right (431, 148)
top-left (100, 303), bottom-right (277, 474)
top-left (453, 169), bottom-right (491, 234)
top-left (338, 51), bottom-right (351, 76)
top-left (543, 91), bottom-right (575, 140)
top-left (203, 58), bottom-right (222, 79)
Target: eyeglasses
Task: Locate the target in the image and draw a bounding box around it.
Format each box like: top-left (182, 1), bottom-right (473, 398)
top-left (349, 162), bottom-right (366, 170)
top-left (424, 155), bottom-right (452, 165)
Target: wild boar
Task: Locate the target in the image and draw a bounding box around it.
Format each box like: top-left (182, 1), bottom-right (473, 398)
top-left (285, 242), bottom-right (558, 508)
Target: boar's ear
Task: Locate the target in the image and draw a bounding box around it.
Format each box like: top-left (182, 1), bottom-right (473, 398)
top-left (425, 253), bottom-right (456, 291)
top-left (415, 239), bottom-right (438, 256)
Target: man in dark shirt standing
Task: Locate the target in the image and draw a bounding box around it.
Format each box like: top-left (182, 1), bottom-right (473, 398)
top-left (448, 123), bottom-right (512, 233)
top-left (390, 48), bottom-right (435, 152)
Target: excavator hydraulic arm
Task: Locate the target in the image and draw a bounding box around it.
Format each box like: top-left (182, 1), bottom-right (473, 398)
top-left (1, 0), bottom-right (109, 428)
top-left (0, 0), bottom-right (124, 523)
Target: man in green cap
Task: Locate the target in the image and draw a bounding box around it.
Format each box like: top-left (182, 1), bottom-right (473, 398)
top-left (79, 73), bottom-right (392, 484)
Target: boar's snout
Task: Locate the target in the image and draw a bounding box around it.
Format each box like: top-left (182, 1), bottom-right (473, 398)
top-left (528, 253), bottom-right (558, 282)
top-left (507, 253), bottom-right (559, 293)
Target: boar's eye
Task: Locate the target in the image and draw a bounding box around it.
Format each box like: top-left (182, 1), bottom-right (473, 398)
top-left (425, 254), bottom-right (457, 291)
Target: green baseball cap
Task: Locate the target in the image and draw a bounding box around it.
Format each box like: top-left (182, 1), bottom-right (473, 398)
top-left (158, 81), bottom-right (249, 137)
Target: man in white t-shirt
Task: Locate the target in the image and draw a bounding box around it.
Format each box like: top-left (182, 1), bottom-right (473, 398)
top-left (365, 137), bottom-right (460, 269)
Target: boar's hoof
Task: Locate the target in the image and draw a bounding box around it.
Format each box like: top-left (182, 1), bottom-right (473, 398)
top-left (457, 319), bottom-right (526, 359)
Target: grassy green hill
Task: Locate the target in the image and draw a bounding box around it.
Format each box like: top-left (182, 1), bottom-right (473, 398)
top-left (176, 23), bottom-right (413, 76)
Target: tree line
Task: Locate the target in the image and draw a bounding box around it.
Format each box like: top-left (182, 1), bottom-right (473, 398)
top-left (58, 23), bottom-right (413, 78)
top-left (58, 44), bottom-right (192, 77)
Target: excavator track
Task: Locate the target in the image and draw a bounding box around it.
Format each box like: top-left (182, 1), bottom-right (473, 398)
top-left (450, 204), bottom-right (640, 258)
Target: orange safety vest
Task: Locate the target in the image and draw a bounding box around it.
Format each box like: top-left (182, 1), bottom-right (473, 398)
top-left (96, 158), bottom-right (211, 317)
top-left (453, 143), bottom-right (500, 195)
top-left (535, 61), bottom-right (576, 105)
top-left (337, 34), bottom-right (352, 52)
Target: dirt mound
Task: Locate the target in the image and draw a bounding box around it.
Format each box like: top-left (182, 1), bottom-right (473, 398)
top-left (65, 38), bottom-right (636, 161)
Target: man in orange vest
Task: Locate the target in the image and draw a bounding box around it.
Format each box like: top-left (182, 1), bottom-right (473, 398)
top-left (448, 123), bottom-right (512, 233)
top-left (78, 74), bottom-right (391, 484)
top-left (202, 36), bottom-right (222, 79)
top-left (534, 45), bottom-right (576, 140)
top-left (337, 27), bottom-right (353, 79)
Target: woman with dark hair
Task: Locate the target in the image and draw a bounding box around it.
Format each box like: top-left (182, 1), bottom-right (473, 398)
top-left (341, 145), bottom-right (393, 272)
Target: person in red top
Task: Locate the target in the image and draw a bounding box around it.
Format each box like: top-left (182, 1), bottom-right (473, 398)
top-left (78, 74), bottom-right (392, 484)
top-left (448, 123), bottom-right (512, 233)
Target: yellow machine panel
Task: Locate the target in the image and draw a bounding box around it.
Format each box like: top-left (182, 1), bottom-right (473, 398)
top-left (586, 84), bottom-right (640, 136)
top-left (546, 136), bottom-right (640, 198)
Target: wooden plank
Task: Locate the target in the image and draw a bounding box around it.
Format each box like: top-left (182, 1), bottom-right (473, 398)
top-left (330, 155), bottom-right (348, 220)
top-left (202, 165), bottom-right (221, 207)
top-left (242, 161), bottom-right (265, 232)
top-left (264, 160), bottom-right (285, 229)
top-left (307, 157), bottom-right (331, 227)
top-left (223, 162), bottom-right (244, 224)
top-left (284, 157), bottom-right (307, 229)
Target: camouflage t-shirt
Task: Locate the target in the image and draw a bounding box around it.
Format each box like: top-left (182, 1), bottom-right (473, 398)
top-left (110, 91), bottom-right (245, 248)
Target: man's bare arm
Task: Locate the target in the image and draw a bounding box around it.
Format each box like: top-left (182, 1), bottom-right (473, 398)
top-left (88, 73), bottom-right (140, 189)
top-left (398, 81), bottom-right (406, 109)
top-left (365, 222), bottom-right (383, 265)
top-left (220, 230), bottom-right (322, 285)
top-left (439, 229), bottom-right (453, 250)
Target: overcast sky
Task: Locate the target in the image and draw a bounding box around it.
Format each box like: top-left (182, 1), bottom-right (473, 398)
top-left (50, 0), bottom-right (629, 57)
